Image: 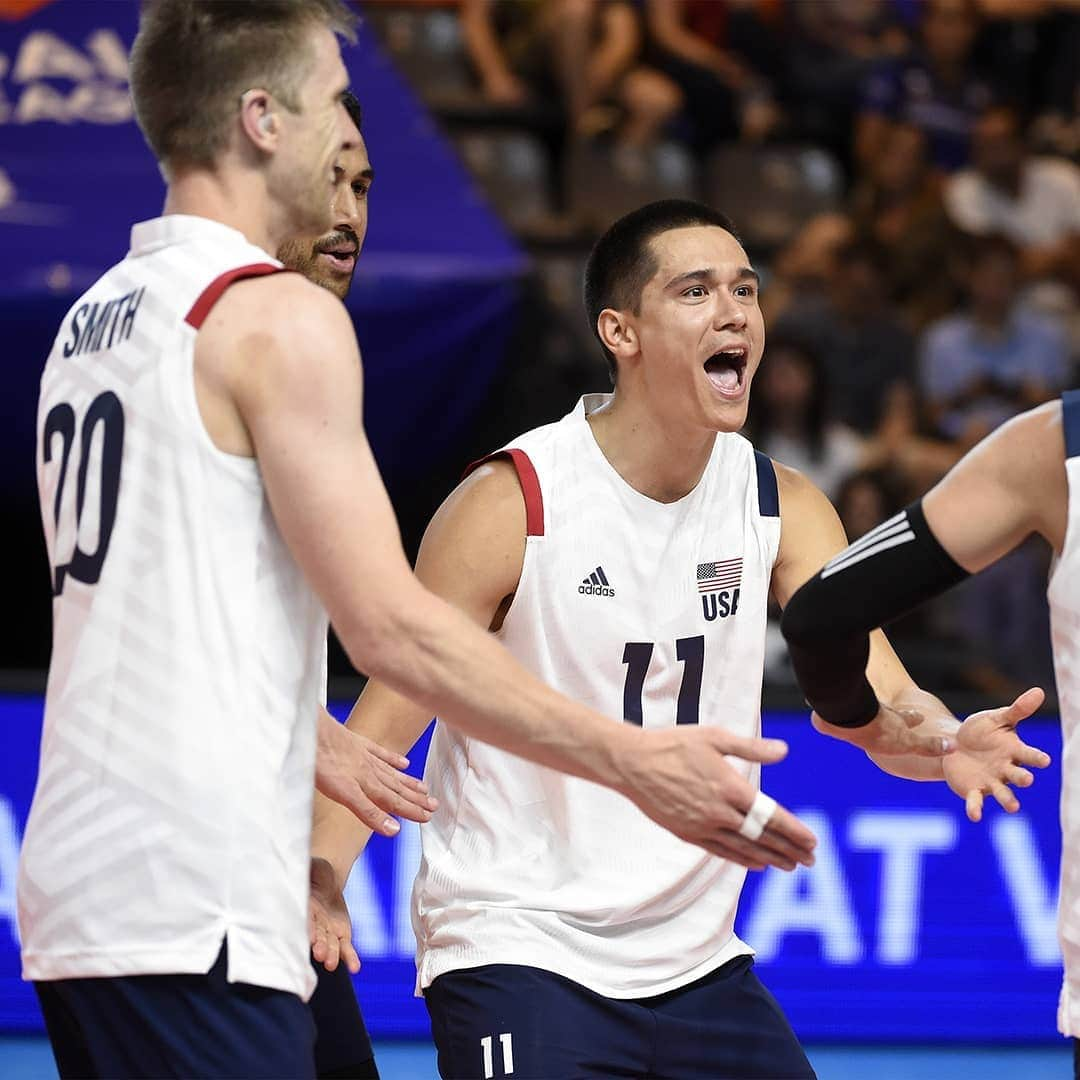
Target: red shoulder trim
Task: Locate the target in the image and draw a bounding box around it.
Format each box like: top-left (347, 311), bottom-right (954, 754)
top-left (184, 263), bottom-right (287, 329)
top-left (463, 449), bottom-right (544, 537)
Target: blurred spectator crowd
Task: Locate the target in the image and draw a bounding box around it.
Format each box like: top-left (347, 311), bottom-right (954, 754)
top-left (363, 0), bottom-right (1079, 703)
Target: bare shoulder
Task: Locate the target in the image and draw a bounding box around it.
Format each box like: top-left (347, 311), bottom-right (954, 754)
top-left (192, 271), bottom-right (361, 455)
top-left (201, 270), bottom-right (355, 363)
top-left (417, 457), bottom-right (528, 618)
top-left (774, 458), bottom-right (841, 526)
top-left (770, 459), bottom-right (848, 602)
top-left (425, 458), bottom-right (527, 559)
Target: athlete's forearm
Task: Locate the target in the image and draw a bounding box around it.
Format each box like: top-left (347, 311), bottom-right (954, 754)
top-left (351, 582), bottom-right (638, 793)
top-left (312, 687), bottom-right (435, 888)
top-left (780, 499), bottom-right (969, 728)
top-left (312, 790), bottom-right (372, 890)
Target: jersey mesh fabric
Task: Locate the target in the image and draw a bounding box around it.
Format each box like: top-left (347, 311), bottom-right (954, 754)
top-left (19, 215), bottom-right (327, 1000)
top-left (1051, 391), bottom-right (1080, 1035)
top-left (413, 394), bottom-right (781, 998)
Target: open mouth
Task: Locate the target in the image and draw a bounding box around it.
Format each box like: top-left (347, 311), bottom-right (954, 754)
top-left (704, 347), bottom-right (748, 398)
top-left (316, 241), bottom-right (359, 273)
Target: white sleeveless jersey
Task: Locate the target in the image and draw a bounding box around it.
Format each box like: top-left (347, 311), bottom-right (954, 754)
top-left (18, 215), bottom-right (327, 1000)
top-left (1050, 391), bottom-right (1080, 1035)
top-left (413, 394), bottom-right (782, 997)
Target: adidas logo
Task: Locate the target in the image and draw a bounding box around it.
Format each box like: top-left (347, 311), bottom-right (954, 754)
top-left (578, 566), bottom-right (615, 597)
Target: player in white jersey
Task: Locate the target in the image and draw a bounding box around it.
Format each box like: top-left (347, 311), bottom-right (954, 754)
top-left (782, 396), bottom-right (1080, 1070)
top-left (21, 4), bottom-right (824, 1076)
top-left (309, 199), bottom-right (1050, 1078)
top-left (272, 89), bottom-right (380, 1080)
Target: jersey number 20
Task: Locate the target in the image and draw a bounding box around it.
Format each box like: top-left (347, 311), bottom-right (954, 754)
top-left (42, 392), bottom-right (125, 596)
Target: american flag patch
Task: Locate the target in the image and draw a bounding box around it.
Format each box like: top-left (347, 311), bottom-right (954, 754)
top-left (697, 558), bottom-right (742, 593)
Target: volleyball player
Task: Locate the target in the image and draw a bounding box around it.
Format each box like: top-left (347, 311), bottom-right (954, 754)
top-left (781, 399), bottom-right (1074, 1061)
top-left (274, 88), bottom-right (379, 1079)
top-left (309, 200), bottom-right (1049, 1078)
top-left (20, 4), bottom-right (817, 1075)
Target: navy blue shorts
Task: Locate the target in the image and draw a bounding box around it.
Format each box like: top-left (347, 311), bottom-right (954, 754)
top-left (309, 958), bottom-right (379, 1079)
top-left (34, 940), bottom-right (316, 1079)
top-left (425, 955), bottom-right (816, 1079)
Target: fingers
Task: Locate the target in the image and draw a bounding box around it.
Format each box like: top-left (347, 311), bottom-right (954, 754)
top-left (344, 789), bottom-right (403, 837)
top-left (1005, 686), bottom-right (1046, 724)
top-left (697, 833), bottom-right (784, 871)
top-left (755, 821), bottom-right (816, 869)
top-left (340, 937), bottom-right (361, 975)
top-left (1005, 765), bottom-right (1035, 788)
top-left (364, 769), bottom-right (438, 824)
top-left (965, 789), bottom-right (984, 823)
top-left (310, 914), bottom-right (327, 958)
top-left (1017, 743), bottom-right (1052, 769)
top-left (990, 779), bottom-right (1020, 813)
top-left (715, 732), bottom-right (789, 765)
top-left (700, 822), bottom-right (814, 872)
top-left (360, 737), bottom-right (412, 771)
top-left (760, 804), bottom-right (816, 864)
top-left (321, 924), bottom-right (341, 972)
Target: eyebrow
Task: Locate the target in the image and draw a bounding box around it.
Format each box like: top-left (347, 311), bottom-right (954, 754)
top-left (337, 163), bottom-right (375, 183)
top-left (664, 266), bottom-right (760, 290)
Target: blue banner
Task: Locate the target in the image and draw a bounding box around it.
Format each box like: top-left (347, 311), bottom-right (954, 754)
top-left (0, 0), bottom-right (525, 499)
top-left (0, 694), bottom-right (1064, 1042)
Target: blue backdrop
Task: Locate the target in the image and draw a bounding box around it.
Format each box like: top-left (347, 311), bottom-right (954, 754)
top-left (0, 0), bottom-right (525, 495)
top-left (0, 694), bottom-right (1064, 1044)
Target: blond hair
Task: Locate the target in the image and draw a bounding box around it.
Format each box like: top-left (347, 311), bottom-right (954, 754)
top-left (130, 0), bottom-right (356, 170)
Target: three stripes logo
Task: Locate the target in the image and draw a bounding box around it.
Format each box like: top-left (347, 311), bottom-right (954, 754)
top-left (578, 566), bottom-right (615, 597)
top-left (821, 510), bottom-right (914, 579)
top-left (697, 557), bottom-right (742, 621)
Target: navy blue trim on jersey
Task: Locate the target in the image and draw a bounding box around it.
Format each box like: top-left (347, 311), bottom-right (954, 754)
top-left (754, 451), bottom-right (779, 517)
top-left (1063, 390), bottom-right (1080, 460)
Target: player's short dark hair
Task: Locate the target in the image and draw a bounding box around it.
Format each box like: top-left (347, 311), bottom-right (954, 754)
top-left (131, 0), bottom-right (357, 171)
top-left (584, 200), bottom-right (740, 385)
top-left (342, 89), bottom-right (363, 134)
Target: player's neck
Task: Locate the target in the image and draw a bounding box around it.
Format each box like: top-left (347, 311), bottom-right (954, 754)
top-left (162, 167), bottom-right (284, 258)
top-left (587, 391), bottom-right (715, 504)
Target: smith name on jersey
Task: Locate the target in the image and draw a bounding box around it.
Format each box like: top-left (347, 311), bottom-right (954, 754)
top-left (20, 215), bottom-right (327, 1001)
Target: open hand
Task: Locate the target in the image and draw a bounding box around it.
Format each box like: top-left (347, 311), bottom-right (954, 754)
top-left (619, 727), bottom-right (817, 872)
top-left (309, 856), bottom-right (360, 974)
top-left (812, 701), bottom-right (957, 758)
top-left (316, 707), bottom-right (438, 837)
top-left (943, 687), bottom-right (1051, 822)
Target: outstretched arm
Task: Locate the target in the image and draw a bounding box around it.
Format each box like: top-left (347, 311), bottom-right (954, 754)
top-left (778, 405), bottom-right (1065, 811)
top-left (309, 459), bottom-right (817, 971)
top-left (771, 460), bottom-right (957, 764)
top-left (195, 273), bottom-right (815, 865)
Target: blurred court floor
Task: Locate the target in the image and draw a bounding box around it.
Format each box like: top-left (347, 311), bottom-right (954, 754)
top-left (0, 1037), bottom-right (1072, 1078)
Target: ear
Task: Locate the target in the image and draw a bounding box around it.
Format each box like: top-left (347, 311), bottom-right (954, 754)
top-left (597, 308), bottom-right (638, 359)
top-left (239, 88), bottom-right (279, 151)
